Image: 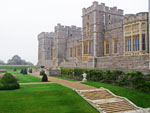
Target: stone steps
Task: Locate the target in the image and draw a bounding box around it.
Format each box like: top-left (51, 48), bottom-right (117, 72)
top-left (98, 100), bottom-right (137, 113)
top-left (76, 88), bottom-right (140, 113)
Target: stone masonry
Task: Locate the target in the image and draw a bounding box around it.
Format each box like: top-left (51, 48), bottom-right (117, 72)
top-left (37, 1), bottom-right (149, 72)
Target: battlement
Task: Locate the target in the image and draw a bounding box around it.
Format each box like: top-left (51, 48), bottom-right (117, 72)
top-left (123, 12), bottom-right (148, 24)
top-left (38, 32), bottom-right (54, 40)
top-left (54, 23), bottom-right (81, 32)
top-left (82, 1), bottom-right (123, 16)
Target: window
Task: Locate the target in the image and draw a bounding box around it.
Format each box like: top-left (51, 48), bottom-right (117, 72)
top-left (86, 23), bottom-right (90, 36)
top-left (74, 47), bottom-right (77, 57)
top-left (87, 15), bottom-right (90, 20)
top-left (142, 34), bottom-right (146, 50)
top-left (70, 48), bottom-right (72, 57)
top-left (89, 41), bottom-right (92, 54)
top-left (133, 36), bottom-right (140, 51)
top-left (125, 37), bottom-right (132, 52)
top-left (105, 40), bottom-right (109, 54)
top-left (84, 42), bottom-right (88, 54)
top-left (113, 39), bottom-right (118, 53)
top-left (108, 14), bottom-right (111, 24)
top-left (77, 45), bottom-right (81, 56)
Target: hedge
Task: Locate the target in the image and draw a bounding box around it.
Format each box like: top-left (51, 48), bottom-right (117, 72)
top-left (60, 68), bottom-right (150, 93)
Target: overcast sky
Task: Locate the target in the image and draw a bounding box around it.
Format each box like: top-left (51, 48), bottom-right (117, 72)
top-left (0, 0), bottom-right (148, 65)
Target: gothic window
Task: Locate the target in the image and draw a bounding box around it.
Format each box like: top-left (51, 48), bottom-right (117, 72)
top-left (84, 42), bottom-right (88, 54)
top-left (113, 39), bottom-right (118, 53)
top-left (70, 48), bottom-right (72, 57)
top-left (89, 41), bottom-right (92, 54)
top-left (108, 14), bottom-right (111, 24)
top-left (77, 45), bottom-right (81, 56)
top-left (86, 23), bottom-right (90, 36)
top-left (142, 34), bottom-right (146, 50)
top-left (133, 36), bottom-right (140, 51)
top-left (74, 47), bottom-right (77, 57)
top-left (125, 37), bottom-right (132, 52)
top-left (87, 15), bottom-right (90, 20)
top-left (105, 40), bottom-right (109, 54)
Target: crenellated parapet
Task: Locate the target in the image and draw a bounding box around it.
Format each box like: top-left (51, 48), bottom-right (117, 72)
top-left (82, 1), bottom-right (123, 16)
top-left (38, 32), bottom-right (54, 40)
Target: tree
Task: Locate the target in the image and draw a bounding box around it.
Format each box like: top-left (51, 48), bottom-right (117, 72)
top-left (0, 60), bottom-right (5, 65)
top-left (7, 55), bottom-right (33, 65)
top-left (42, 73), bottom-right (48, 82)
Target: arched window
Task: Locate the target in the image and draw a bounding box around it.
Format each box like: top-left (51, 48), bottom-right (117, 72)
top-left (86, 23), bottom-right (90, 36)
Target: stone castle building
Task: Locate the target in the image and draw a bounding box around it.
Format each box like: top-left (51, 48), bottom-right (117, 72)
top-left (38, 1), bottom-right (149, 72)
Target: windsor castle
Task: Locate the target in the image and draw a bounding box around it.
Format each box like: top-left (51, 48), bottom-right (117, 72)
top-left (38, 1), bottom-right (149, 72)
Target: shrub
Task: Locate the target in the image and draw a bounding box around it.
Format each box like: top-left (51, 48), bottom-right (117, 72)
top-left (40, 70), bottom-right (45, 76)
top-left (42, 73), bottom-right (48, 82)
top-left (0, 73), bottom-right (20, 90)
top-left (29, 68), bottom-right (32, 73)
top-left (74, 68), bottom-right (87, 80)
top-left (23, 69), bottom-right (27, 74)
top-left (20, 69), bottom-right (23, 74)
top-left (14, 68), bottom-right (17, 72)
top-left (61, 68), bottom-right (73, 76)
top-left (134, 81), bottom-right (150, 93)
top-left (87, 69), bottom-right (103, 81)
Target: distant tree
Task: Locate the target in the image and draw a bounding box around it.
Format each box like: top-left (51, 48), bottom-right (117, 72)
top-left (7, 55), bottom-right (33, 66)
top-left (0, 60), bottom-right (5, 65)
top-left (42, 73), bottom-right (48, 82)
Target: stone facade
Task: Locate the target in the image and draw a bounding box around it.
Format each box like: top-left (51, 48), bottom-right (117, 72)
top-left (37, 1), bottom-right (149, 72)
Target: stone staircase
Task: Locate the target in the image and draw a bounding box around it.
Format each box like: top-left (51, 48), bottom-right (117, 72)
top-left (76, 88), bottom-right (150, 113)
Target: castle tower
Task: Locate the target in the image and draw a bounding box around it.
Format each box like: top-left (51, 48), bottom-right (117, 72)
top-left (38, 32), bottom-right (54, 67)
top-left (82, 1), bottom-right (124, 66)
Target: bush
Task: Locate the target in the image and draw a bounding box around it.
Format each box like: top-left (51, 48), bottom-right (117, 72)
top-left (134, 81), bottom-right (150, 93)
top-left (23, 69), bottom-right (27, 74)
top-left (42, 73), bottom-right (48, 82)
top-left (20, 69), bottom-right (23, 74)
top-left (87, 69), bottom-right (103, 81)
top-left (0, 73), bottom-right (20, 90)
top-left (40, 70), bottom-right (45, 76)
top-left (61, 68), bottom-right (73, 76)
top-left (29, 68), bottom-right (32, 73)
top-left (14, 68), bottom-right (17, 72)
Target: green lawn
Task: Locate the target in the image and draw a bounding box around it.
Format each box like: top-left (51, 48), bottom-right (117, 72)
top-left (83, 81), bottom-right (150, 108)
top-left (0, 66), bottom-right (41, 83)
top-left (0, 84), bottom-right (99, 113)
top-left (17, 73), bottom-right (41, 83)
top-left (50, 76), bottom-right (77, 81)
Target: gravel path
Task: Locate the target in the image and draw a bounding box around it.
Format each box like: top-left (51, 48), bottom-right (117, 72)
top-left (30, 73), bottom-right (96, 90)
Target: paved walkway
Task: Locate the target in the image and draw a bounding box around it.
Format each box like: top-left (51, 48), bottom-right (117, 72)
top-left (29, 73), bottom-right (149, 113)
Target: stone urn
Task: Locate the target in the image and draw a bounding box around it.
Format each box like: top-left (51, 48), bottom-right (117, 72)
top-left (82, 73), bottom-right (87, 82)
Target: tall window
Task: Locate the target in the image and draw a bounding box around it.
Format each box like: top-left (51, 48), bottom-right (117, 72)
top-left (113, 39), bottom-right (118, 53)
top-left (84, 42), bottom-right (88, 54)
top-left (74, 47), bottom-right (77, 57)
top-left (86, 23), bottom-right (90, 36)
top-left (89, 41), bottom-right (92, 54)
top-left (77, 45), bottom-right (81, 56)
top-left (70, 48), bottom-right (72, 57)
top-left (125, 37), bottom-right (132, 52)
top-left (105, 40), bottom-right (109, 54)
top-left (142, 34), bottom-right (146, 50)
top-left (133, 36), bottom-right (140, 51)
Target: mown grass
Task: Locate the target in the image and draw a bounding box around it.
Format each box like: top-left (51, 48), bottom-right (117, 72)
top-left (0, 84), bottom-right (99, 113)
top-left (17, 74), bottom-right (41, 83)
top-left (83, 81), bottom-right (150, 108)
top-left (0, 66), bottom-right (41, 83)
